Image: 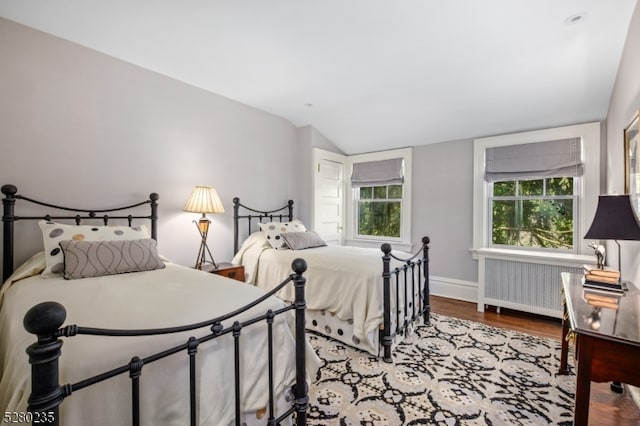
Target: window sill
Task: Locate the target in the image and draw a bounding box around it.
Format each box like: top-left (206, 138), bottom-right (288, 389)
top-left (471, 247), bottom-right (596, 265)
top-left (345, 238), bottom-right (414, 253)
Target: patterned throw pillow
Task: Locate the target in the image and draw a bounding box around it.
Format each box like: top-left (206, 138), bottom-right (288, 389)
top-left (59, 238), bottom-right (165, 280)
top-left (258, 220), bottom-right (307, 249)
top-left (39, 220), bottom-right (150, 278)
top-left (280, 231), bottom-right (327, 250)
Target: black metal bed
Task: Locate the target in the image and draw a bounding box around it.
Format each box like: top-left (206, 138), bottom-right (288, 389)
top-left (1, 185), bottom-right (310, 426)
top-left (232, 197), bottom-right (430, 362)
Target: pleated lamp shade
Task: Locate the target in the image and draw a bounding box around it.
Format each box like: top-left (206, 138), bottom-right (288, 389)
top-left (183, 186), bottom-right (225, 214)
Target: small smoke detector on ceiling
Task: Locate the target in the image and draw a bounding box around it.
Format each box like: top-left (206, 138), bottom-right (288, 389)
top-left (304, 103), bottom-right (314, 108)
top-left (564, 12), bottom-right (588, 25)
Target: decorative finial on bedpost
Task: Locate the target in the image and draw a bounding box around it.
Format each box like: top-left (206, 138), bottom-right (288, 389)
top-left (381, 243), bottom-right (392, 255)
top-left (292, 258), bottom-right (307, 275)
top-left (233, 197), bottom-right (240, 205)
top-left (291, 257), bottom-right (308, 425)
top-left (23, 302), bottom-right (67, 424)
top-left (23, 301), bottom-right (66, 337)
top-left (1, 184), bottom-right (17, 197)
top-left (422, 236), bottom-right (430, 246)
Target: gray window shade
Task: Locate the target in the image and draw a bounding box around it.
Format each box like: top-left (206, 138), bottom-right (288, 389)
top-left (485, 137), bottom-right (583, 182)
top-left (351, 158), bottom-right (403, 187)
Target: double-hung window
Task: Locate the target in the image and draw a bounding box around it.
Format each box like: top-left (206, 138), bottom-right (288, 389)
top-left (347, 148), bottom-right (412, 248)
top-left (483, 137), bottom-right (583, 252)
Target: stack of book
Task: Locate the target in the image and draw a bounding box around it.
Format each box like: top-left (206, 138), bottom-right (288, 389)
top-left (582, 264), bottom-right (623, 292)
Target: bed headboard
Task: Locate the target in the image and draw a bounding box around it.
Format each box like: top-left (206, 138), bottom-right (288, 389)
top-left (233, 197), bottom-right (293, 254)
top-left (1, 184), bottom-right (159, 283)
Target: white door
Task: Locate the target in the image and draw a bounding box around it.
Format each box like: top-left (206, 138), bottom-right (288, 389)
top-left (313, 149), bottom-right (345, 245)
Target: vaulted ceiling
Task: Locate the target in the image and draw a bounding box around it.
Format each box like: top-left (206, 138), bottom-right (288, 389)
top-left (1, 1), bottom-right (637, 154)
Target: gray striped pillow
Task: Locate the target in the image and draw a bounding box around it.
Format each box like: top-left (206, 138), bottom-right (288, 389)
top-left (59, 238), bottom-right (165, 280)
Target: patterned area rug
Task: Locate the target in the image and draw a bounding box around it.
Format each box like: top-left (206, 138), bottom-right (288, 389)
top-left (306, 313), bottom-right (576, 425)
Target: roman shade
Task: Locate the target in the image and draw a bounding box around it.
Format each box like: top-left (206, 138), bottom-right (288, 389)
top-left (484, 137), bottom-right (583, 181)
top-left (351, 158), bottom-right (403, 187)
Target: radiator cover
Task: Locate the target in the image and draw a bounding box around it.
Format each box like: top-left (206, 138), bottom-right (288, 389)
top-left (483, 258), bottom-right (583, 318)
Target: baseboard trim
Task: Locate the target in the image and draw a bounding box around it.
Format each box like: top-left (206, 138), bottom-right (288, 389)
top-left (430, 275), bottom-right (478, 304)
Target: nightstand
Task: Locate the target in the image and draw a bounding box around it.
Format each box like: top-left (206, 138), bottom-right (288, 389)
top-left (206, 262), bottom-right (245, 282)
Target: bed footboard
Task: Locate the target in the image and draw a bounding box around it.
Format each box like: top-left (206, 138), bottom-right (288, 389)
top-left (380, 236), bottom-right (430, 362)
top-left (22, 259), bottom-right (309, 426)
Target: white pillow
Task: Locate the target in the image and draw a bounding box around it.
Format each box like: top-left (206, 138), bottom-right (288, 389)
top-left (258, 220), bottom-right (306, 250)
top-left (39, 220), bottom-right (150, 278)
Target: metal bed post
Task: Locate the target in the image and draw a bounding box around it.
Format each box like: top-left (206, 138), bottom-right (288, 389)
top-left (233, 197), bottom-right (241, 254)
top-left (150, 193), bottom-right (159, 241)
top-left (422, 236), bottom-right (431, 325)
top-left (292, 258), bottom-right (308, 425)
top-left (2, 184), bottom-right (17, 284)
top-left (23, 301), bottom-right (68, 426)
top-left (380, 243), bottom-right (393, 363)
top-left (286, 200), bottom-right (294, 222)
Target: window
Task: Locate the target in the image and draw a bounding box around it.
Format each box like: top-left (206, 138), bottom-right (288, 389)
top-left (490, 177), bottom-right (576, 250)
top-left (472, 122), bottom-right (601, 257)
top-left (357, 184), bottom-right (403, 237)
top-left (346, 147), bottom-right (412, 248)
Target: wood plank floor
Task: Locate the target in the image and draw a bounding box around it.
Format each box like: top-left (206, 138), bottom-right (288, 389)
top-left (431, 295), bottom-right (640, 426)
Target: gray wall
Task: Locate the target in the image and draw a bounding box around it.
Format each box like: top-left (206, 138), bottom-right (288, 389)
top-left (606, 1), bottom-right (640, 284)
top-left (412, 139), bottom-right (476, 282)
top-left (0, 17), bottom-right (299, 274)
top-left (3, 4), bottom-right (639, 291)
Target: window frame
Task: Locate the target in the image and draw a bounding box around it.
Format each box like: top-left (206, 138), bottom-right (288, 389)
top-left (472, 122), bottom-right (601, 258)
top-left (345, 147), bottom-right (413, 249)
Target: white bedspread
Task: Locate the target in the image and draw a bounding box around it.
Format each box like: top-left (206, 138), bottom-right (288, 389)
top-left (233, 234), bottom-right (408, 355)
top-left (0, 253), bottom-right (319, 425)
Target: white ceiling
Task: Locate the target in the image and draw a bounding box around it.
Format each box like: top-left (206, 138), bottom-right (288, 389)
top-left (0, 0), bottom-right (637, 154)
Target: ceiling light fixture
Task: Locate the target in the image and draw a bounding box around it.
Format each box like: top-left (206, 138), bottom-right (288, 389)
top-left (564, 12), bottom-right (587, 25)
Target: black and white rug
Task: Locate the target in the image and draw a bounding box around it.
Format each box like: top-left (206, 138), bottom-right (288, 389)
top-left (306, 313), bottom-right (576, 425)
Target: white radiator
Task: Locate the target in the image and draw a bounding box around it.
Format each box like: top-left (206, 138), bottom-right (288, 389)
top-left (478, 254), bottom-right (586, 318)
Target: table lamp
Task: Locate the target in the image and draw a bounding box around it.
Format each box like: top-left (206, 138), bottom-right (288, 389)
top-left (584, 194), bottom-right (640, 282)
top-left (183, 185), bottom-right (225, 270)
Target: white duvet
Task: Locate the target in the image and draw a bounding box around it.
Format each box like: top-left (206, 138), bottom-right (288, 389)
top-left (0, 253), bottom-right (319, 426)
top-left (233, 233), bottom-right (409, 356)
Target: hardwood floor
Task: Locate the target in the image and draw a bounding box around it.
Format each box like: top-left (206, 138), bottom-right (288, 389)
top-left (431, 295), bottom-right (640, 425)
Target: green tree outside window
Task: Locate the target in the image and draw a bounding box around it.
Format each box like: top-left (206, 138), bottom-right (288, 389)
top-left (357, 185), bottom-right (402, 237)
top-left (491, 177), bottom-right (574, 249)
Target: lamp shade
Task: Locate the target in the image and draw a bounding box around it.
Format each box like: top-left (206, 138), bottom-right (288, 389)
top-left (584, 194), bottom-right (640, 241)
top-left (183, 186), bottom-right (225, 214)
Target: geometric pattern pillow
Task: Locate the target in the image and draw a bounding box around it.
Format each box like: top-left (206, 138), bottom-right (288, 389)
top-left (280, 231), bottom-right (327, 250)
top-left (59, 238), bottom-right (165, 280)
top-left (258, 220), bottom-right (306, 250)
top-left (39, 220), bottom-right (150, 278)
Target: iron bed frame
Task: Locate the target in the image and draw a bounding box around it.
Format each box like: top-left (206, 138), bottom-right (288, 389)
top-left (232, 197), bottom-right (430, 362)
top-left (1, 185), bottom-right (309, 426)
